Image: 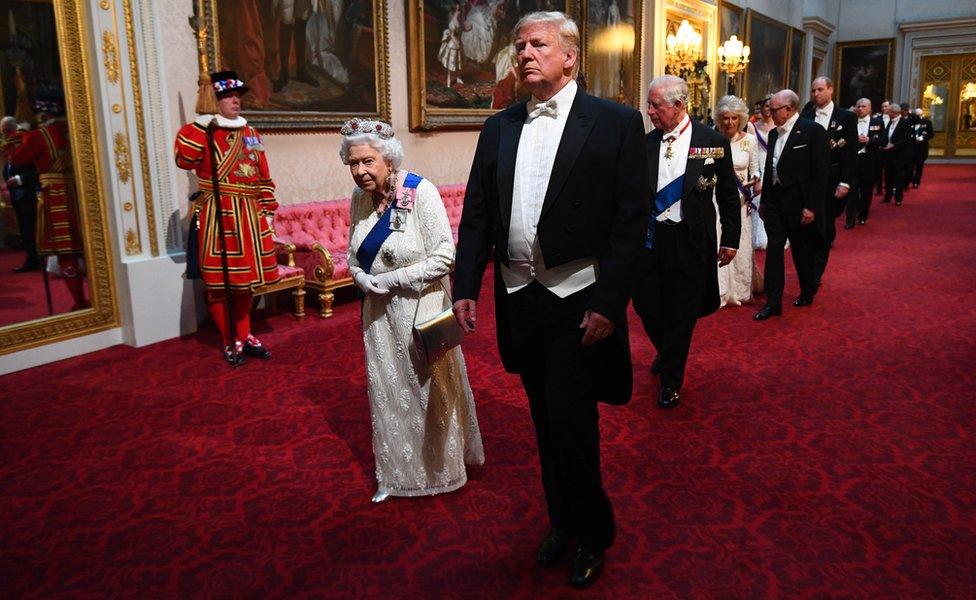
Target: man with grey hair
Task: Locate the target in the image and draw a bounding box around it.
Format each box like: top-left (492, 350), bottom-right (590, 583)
top-left (633, 75), bottom-right (739, 409)
top-left (1, 115), bottom-right (40, 272)
top-left (754, 89), bottom-right (829, 321)
top-left (454, 10), bottom-right (649, 589)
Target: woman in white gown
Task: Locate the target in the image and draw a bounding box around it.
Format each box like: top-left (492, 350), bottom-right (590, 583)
top-left (341, 118), bottom-right (484, 503)
top-left (748, 96), bottom-right (775, 250)
top-left (715, 96), bottom-right (761, 306)
top-left (461, 0), bottom-right (503, 64)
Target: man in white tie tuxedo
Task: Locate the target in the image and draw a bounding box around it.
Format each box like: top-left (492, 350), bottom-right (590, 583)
top-left (800, 77), bottom-right (857, 287)
top-left (849, 98), bottom-right (887, 227)
top-left (631, 75), bottom-right (739, 410)
top-left (453, 11), bottom-right (649, 589)
top-left (754, 89), bottom-right (830, 321)
top-left (875, 99), bottom-right (892, 194)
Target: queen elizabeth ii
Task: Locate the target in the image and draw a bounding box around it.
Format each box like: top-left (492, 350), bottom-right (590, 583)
top-left (341, 118), bottom-right (484, 503)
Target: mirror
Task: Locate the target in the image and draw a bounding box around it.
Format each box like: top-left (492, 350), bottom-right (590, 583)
top-left (0, 0), bottom-right (117, 355)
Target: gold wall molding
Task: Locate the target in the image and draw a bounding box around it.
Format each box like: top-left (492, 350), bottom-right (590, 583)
top-left (124, 228), bottom-right (140, 255)
top-left (102, 30), bottom-right (119, 83)
top-left (114, 132), bottom-right (131, 183)
top-left (122, 0), bottom-right (157, 256)
top-left (0, 0), bottom-right (120, 355)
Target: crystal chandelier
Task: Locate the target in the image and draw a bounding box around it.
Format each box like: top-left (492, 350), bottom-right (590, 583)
top-left (665, 19), bottom-right (703, 72)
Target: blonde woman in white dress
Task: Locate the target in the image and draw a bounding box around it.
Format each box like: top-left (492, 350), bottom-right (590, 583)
top-left (341, 118), bottom-right (484, 503)
top-left (715, 95), bottom-right (760, 306)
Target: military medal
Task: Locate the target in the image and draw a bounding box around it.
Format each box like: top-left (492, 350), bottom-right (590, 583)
top-left (389, 209), bottom-right (407, 231)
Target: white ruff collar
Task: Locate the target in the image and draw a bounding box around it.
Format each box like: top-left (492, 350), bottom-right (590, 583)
top-left (195, 114), bottom-right (247, 129)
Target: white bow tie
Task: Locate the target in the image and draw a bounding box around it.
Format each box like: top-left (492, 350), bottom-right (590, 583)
top-left (528, 99), bottom-right (558, 120)
top-left (817, 108), bottom-right (830, 117)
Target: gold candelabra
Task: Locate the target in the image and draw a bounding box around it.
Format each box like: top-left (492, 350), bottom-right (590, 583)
top-left (665, 20), bottom-right (703, 72)
top-left (717, 35), bottom-right (750, 96)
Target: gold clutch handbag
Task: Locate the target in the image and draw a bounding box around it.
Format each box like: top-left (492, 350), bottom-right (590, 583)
top-left (412, 296), bottom-right (464, 365)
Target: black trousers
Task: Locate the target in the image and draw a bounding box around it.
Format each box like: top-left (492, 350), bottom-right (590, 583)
top-left (632, 221), bottom-right (706, 391)
top-left (913, 145), bottom-right (929, 186)
top-left (762, 188), bottom-right (821, 308)
top-left (884, 156), bottom-right (905, 202)
top-left (852, 153), bottom-right (876, 223)
top-left (812, 167), bottom-right (842, 284)
top-left (11, 190), bottom-right (39, 265)
top-left (506, 281), bottom-right (615, 551)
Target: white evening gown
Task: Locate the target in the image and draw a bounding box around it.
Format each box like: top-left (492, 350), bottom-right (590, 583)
top-left (749, 121), bottom-right (771, 249)
top-left (347, 174), bottom-right (484, 498)
top-left (716, 133), bottom-right (758, 306)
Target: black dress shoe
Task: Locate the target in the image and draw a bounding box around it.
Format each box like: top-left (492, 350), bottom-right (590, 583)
top-left (843, 222), bottom-right (855, 230)
top-left (895, 199), bottom-right (902, 206)
top-left (223, 345), bottom-right (245, 366)
top-left (857, 219), bottom-right (866, 226)
top-left (754, 305), bottom-right (782, 321)
top-left (570, 547), bottom-right (605, 589)
top-left (658, 385), bottom-right (680, 409)
top-left (536, 528), bottom-right (568, 566)
top-left (243, 340), bottom-right (272, 359)
top-left (650, 356), bottom-right (662, 375)
top-left (792, 297), bottom-right (814, 307)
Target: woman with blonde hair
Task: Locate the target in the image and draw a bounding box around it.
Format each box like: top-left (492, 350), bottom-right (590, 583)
top-left (714, 95), bottom-right (760, 306)
top-left (341, 118), bottom-right (484, 503)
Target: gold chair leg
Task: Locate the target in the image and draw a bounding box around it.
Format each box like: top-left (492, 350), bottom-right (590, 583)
top-left (293, 286), bottom-right (306, 319)
top-left (319, 291), bottom-right (334, 318)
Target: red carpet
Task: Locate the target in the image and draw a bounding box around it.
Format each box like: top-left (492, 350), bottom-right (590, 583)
top-left (0, 249), bottom-right (82, 327)
top-left (1, 165), bottom-right (974, 598)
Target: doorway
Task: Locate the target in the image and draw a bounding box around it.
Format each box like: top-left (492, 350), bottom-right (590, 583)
top-left (918, 53), bottom-right (976, 157)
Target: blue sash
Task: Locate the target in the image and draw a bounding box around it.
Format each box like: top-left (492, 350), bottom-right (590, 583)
top-left (755, 128), bottom-right (768, 152)
top-left (645, 175), bottom-right (684, 249)
top-left (355, 172), bottom-right (424, 274)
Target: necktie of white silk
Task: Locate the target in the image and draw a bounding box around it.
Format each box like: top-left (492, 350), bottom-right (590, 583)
top-left (528, 99), bottom-right (558, 120)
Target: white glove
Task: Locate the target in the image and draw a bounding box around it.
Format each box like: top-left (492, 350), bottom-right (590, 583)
top-left (353, 271), bottom-right (387, 296)
top-left (373, 269), bottom-right (409, 292)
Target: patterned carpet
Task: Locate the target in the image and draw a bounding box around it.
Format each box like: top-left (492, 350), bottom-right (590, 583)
top-left (1, 165), bottom-right (974, 598)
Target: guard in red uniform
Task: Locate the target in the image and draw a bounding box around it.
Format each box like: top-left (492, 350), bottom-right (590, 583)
top-left (174, 71), bottom-right (279, 365)
top-left (3, 94), bottom-right (88, 310)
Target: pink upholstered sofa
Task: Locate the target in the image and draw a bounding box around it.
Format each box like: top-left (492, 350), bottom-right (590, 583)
top-left (273, 183), bottom-right (466, 317)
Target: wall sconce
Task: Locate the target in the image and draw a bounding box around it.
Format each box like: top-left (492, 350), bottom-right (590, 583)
top-left (717, 35), bottom-right (750, 96)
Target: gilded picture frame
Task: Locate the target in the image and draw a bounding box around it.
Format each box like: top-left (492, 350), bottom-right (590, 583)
top-left (787, 27), bottom-right (805, 92)
top-left (0, 0), bottom-right (119, 356)
top-left (716, 0), bottom-right (743, 98)
top-left (407, 0), bottom-right (581, 131)
top-left (743, 9), bottom-right (789, 106)
top-left (200, 0), bottom-right (391, 131)
top-left (580, 0), bottom-right (643, 108)
top-left (834, 38), bottom-right (894, 113)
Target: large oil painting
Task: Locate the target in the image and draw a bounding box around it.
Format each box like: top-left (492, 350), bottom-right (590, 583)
top-left (202, 0), bottom-right (390, 130)
top-left (834, 39), bottom-right (893, 112)
top-left (744, 9), bottom-right (788, 107)
top-left (582, 0), bottom-right (642, 107)
top-left (408, 0), bottom-right (579, 131)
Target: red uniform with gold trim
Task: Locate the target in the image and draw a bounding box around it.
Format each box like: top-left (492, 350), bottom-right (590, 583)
top-left (7, 119), bottom-right (82, 255)
top-left (174, 117), bottom-right (279, 291)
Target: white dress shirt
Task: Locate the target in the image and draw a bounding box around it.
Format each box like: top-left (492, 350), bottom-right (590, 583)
top-left (772, 111), bottom-right (801, 183)
top-left (502, 79), bottom-right (598, 297)
top-left (882, 114), bottom-right (890, 129)
top-left (857, 115), bottom-right (870, 154)
top-left (814, 101), bottom-right (833, 130)
top-left (656, 114), bottom-right (692, 223)
top-left (887, 115), bottom-right (900, 138)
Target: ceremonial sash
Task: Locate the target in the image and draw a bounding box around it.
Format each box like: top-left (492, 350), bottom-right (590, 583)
top-left (736, 177), bottom-right (753, 200)
top-left (645, 175), bottom-right (684, 249)
top-left (755, 129), bottom-right (768, 152)
top-left (356, 172), bottom-right (424, 273)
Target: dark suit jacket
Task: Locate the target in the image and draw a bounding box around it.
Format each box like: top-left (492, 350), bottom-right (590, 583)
top-left (645, 121), bottom-right (739, 317)
top-left (857, 115), bottom-right (887, 175)
top-left (801, 104), bottom-right (857, 187)
top-left (761, 116), bottom-right (830, 236)
top-left (454, 91), bottom-right (649, 403)
top-left (883, 117), bottom-right (912, 167)
top-left (913, 118), bottom-right (935, 154)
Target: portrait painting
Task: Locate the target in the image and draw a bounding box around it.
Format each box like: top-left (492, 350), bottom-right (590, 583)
top-left (203, 0), bottom-right (390, 130)
top-left (582, 0), bottom-right (642, 107)
top-left (787, 28), bottom-right (805, 92)
top-left (744, 10), bottom-right (788, 107)
top-left (834, 39), bottom-right (893, 112)
top-left (716, 0), bottom-right (743, 97)
top-left (408, 0), bottom-right (579, 131)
